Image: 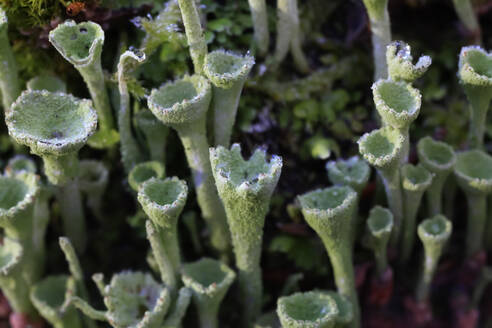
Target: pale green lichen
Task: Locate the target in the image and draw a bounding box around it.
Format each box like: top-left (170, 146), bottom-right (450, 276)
top-left (458, 46), bottom-right (492, 148)
top-left (0, 8), bottom-right (21, 112)
top-left (386, 41), bottom-right (431, 83)
top-left (0, 238), bottom-right (35, 318)
top-left (148, 75), bottom-right (230, 256)
top-left (298, 186), bottom-right (360, 328)
top-left (30, 275), bottom-right (83, 328)
top-left (27, 75), bottom-right (67, 93)
top-left (134, 110), bottom-right (169, 164)
top-left (358, 127), bottom-right (404, 245)
top-left (417, 137), bottom-right (456, 216)
top-left (364, 206), bottom-right (393, 277)
top-left (210, 143), bottom-right (282, 325)
top-left (78, 160), bottom-right (109, 220)
top-left (362, 0), bottom-right (391, 80)
top-left (204, 50), bottom-right (254, 147)
top-left (49, 20), bottom-right (118, 148)
top-left (117, 49), bottom-right (147, 172)
top-left (72, 271), bottom-right (175, 328)
top-left (248, 0), bottom-right (269, 56)
top-left (177, 0), bottom-right (207, 74)
top-left (138, 177), bottom-right (188, 289)
top-left (454, 150), bottom-right (492, 257)
top-left (129, 161), bottom-right (165, 192)
top-left (400, 164), bottom-right (432, 263)
top-left (416, 215), bottom-right (452, 302)
top-left (181, 258), bottom-right (236, 328)
top-left (326, 156), bottom-right (370, 194)
top-left (277, 291), bottom-right (339, 328)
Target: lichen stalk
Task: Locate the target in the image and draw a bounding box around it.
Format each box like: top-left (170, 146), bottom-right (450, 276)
top-left (415, 215), bottom-right (452, 302)
top-left (147, 75), bottom-right (230, 256)
top-left (358, 127), bottom-right (404, 245)
top-left (204, 50), bottom-right (254, 147)
top-left (49, 20), bottom-right (116, 147)
top-left (247, 0), bottom-right (269, 56)
top-left (117, 50), bottom-right (146, 172)
top-left (78, 160), bottom-right (109, 220)
top-left (364, 206), bottom-right (393, 277)
top-left (362, 0), bottom-right (391, 80)
top-left (210, 144), bottom-right (282, 326)
top-left (458, 46), bottom-right (492, 149)
top-left (138, 177), bottom-right (188, 289)
top-left (298, 186), bottom-right (360, 328)
top-left (0, 9), bottom-right (21, 112)
top-left (177, 0), bottom-right (208, 74)
top-left (135, 110), bottom-right (169, 164)
top-left (454, 150), bottom-right (492, 257)
top-left (417, 137), bottom-right (456, 216)
top-left (400, 164), bottom-right (432, 263)
top-left (181, 258), bottom-right (236, 328)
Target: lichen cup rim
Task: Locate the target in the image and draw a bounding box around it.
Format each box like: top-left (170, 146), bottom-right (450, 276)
top-left (204, 50), bottom-right (255, 88)
top-left (326, 156), bottom-right (370, 188)
top-left (104, 271), bottom-right (170, 327)
top-left (181, 257), bottom-right (236, 297)
top-left (147, 75), bottom-right (211, 126)
top-left (0, 237), bottom-right (23, 276)
top-left (367, 205), bottom-right (393, 236)
top-left (417, 136), bottom-right (456, 172)
top-left (298, 185), bottom-right (357, 219)
top-left (358, 126), bottom-right (404, 168)
top-left (5, 155), bottom-right (37, 176)
top-left (386, 41), bottom-right (432, 78)
top-left (0, 172), bottom-right (39, 220)
top-left (418, 214), bottom-right (452, 244)
top-left (30, 275), bottom-right (74, 319)
top-left (458, 45), bottom-right (492, 86)
top-left (129, 161), bottom-right (166, 192)
top-left (401, 164), bottom-right (433, 192)
top-left (209, 143), bottom-right (283, 196)
top-left (454, 149), bottom-right (492, 194)
top-left (6, 90), bottom-right (98, 156)
top-left (372, 79), bottom-right (422, 128)
top-left (48, 20), bottom-right (104, 67)
top-left (277, 291), bottom-right (339, 326)
top-left (137, 177), bottom-right (188, 228)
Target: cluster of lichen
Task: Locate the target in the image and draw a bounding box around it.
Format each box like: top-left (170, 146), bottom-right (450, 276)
top-left (0, 0), bottom-right (492, 327)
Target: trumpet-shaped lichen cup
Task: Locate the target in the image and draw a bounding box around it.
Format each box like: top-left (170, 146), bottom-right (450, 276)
top-left (454, 150), bottom-right (492, 257)
top-left (72, 271), bottom-right (175, 328)
top-left (416, 137), bottom-right (456, 216)
top-left (400, 164), bottom-right (432, 263)
top-left (326, 156), bottom-right (370, 194)
top-left (49, 20), bottom-right (117, 148)
top-left (181, 257), bottom-right (236, 328)
top-left (27, 74), bottom-right (67, 93)
top-left (129, 161), bottom-right (166, 192)
top-left (30, 275), bottom-right (83, 328)
top-left (204, 50), bottom-right (254, 147)
top-left (0, 9), bottom-right (20, 112)
top-left (458, 46), bottom-right (492, 148)
top-left (416, 215), bottom-right (452, 302)
top-left (7, 90), bottom-right (97, 252)
top-left (298, 186), bottom-right (360, 328)
top-left (277, 291), bottom-right (339, 328)
top-left (138, 177), bottom-right (188, 289)
top-left (0, 238), bottom-right (36, 320)
top-left (147, 75), bottom-right (230, 256)
top-left (364, 206), bottom-right (393, 277)
top-left (6, 90), bottom-right (97, 185)
top-left (386, 41), bottom-right (432, 83)
top-left (358, 126), bottom-right (404, 244)
top-left (210, 143), bottom-right (282, 325)
top-left (0, 172), bottom-right (43, 283)
top-left (372, 79), bottom-right (421, 162)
